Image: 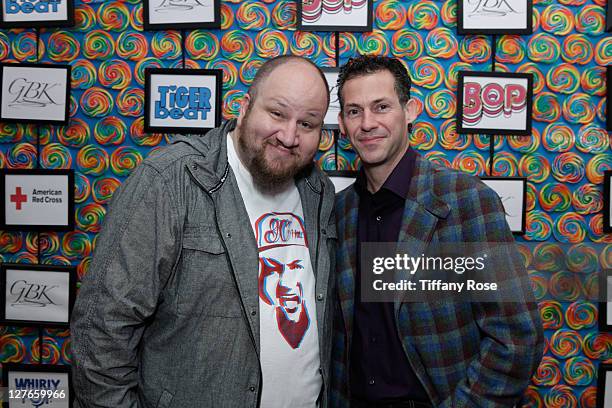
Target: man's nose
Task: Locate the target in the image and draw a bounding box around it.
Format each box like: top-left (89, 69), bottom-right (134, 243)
top-left (276, 121), bottom-right (299, 148)
top-left (360, 110), bottom-right (377, 131)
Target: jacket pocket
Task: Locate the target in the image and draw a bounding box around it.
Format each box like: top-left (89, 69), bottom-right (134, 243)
top-left (178, 226), bottom-right (243, 318)
top-left (156, 389), bottom-right (174, 408)
top-left (183, 226), bottom-right (225, 254)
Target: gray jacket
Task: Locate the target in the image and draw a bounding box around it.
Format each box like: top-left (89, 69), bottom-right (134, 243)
top-left (71, 120), bottom-right (337, 408)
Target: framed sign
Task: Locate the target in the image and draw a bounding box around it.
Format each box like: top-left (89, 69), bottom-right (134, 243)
top-left (605, 170), bottom-right (611, 233)
top-left (2, 363), bottom-right (72, 408)
top-left (298, 0), bottom-right (372, 32)
top-left (457, 71), bottom-right (533, 136)
top-left (0, 0), bottom-right (74, 28)
top-left (0, 169), bottom-right (74, 231)
top-left (322, 67), bottom-right (340, 129)
top-left (607, 0), bottom-right (612, 32)
top-left (144, 68), bottom-right (222, 135)
top-left (600, 269), bottom-right (612, 332)
top-left (597, 363), bottom-right (612, 408)
top-left (0, 263), bottom-right (76, 327)
top-left (325, 170), bottom-right (357, 193)
top-left (480, 177), bottom-right (527, 235)
top-left (143, 0), bottom-right (220, 30)
top-left (457, 0), bottom-right (532, 34)
top-left (606, 67), bottom-right (612, 130)
top-left (0, 63), bottom-right (70, 125)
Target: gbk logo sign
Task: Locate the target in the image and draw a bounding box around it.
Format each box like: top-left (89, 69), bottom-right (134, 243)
top-left (1, 0), bottom-right (72, 26)
top-left (1, 264), bottom-right (75, 326)
top-left (0, 64), bottom-right (70, 125)
top-left (145, 68), bottom-right (222, 134)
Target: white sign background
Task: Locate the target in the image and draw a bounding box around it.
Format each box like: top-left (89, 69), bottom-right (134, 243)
top-left (148, 73), bottom-right (218, 129)
top-left (462, 0), bottom-right (528, 30)
top-left (481, 179), bottom-right (524, 232)
top-left (330, 176), bottom-right (355, 193)
top-left (8, 370), bottom-right (70, 408)
top-left (606, 370), bottom-right (612, 408)
top-left (301, 0), bottom-right (368, 27)
top-left (4, 174), bottom-right (69, 227)
top-left (1, 66), bottom-right (67, 122)
top-left (2, 0), bottom-right (69, 23)
top-left (147, 0), bottom-right (215, 24)
top-left (462, 76), bottom-right (529, 131)
top-left (5, 268), bottom-right (69, 323)
top-left (323, 70), bottom-right (340, 127)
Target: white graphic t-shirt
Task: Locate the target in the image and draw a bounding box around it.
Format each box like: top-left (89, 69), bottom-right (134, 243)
top-left (227, 134), bottom-right (322, 408)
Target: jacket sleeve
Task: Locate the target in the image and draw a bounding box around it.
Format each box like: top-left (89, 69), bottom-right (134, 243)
top-left (70, 163), bottom-right (182, 408)
top-left (445, 183), bottom-right (544, 407)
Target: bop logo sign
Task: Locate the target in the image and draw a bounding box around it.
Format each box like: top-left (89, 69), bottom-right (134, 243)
top-left (462, 81), bottom-right (527, 126)
top-left (5, 0), bottom-right (62, 14)
top-left (154, 85), bottom-right (212, 121)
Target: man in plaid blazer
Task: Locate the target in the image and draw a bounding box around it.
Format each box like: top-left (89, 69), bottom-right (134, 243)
top-left (331, 55), bottom-right (544, 407)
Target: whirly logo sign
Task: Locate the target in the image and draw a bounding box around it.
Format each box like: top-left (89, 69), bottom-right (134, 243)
top-left (154, 0), bottom-right (208, 12)
top-left (7, 78), bottom-right (62, 108)
top-left (154, 85), bottom-right (212, 121)
top-left (14, 377), bottom-right (62, 407)
top-left (4, 0), bottom-right (62, 15)
top-left (10, 280), bottom-right (60, 308)
top-left (463, 81), bottom-right (527, 126)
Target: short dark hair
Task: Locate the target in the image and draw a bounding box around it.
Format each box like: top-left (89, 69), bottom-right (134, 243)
top-left (337, 55), bottom-right (412, 111)
top-left (249, 55), bottom-right (330, 107)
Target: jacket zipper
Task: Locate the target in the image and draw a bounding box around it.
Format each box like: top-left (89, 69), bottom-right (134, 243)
top-left (186, 165), bottom-right (263, 405)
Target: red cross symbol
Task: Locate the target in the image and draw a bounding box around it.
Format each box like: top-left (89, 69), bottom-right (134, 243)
top-left (10, 187), bottom-right (27, 210)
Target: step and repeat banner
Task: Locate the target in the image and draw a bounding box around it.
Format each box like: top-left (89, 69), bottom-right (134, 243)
top-left (0, 0), bottom-right (610, 406)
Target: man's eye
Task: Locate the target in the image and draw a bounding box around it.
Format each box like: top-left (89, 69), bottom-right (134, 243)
top-left (377, 104), bottom-right (389, 111)
top-left (271, 111), bottom-right (282, 118)
top-left (346, 109), bottom-right (360, 117)
top-left (300, 121), bottom-right (313, 129)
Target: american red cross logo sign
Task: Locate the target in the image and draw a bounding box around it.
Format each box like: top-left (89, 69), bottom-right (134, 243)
top-left (10, 187), bottom-right (27, 210)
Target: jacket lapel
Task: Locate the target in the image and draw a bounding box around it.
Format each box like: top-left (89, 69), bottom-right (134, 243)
top-left (394, 155), bottom-right (450, 314)
top-left (336, 188), bottom-right (359, 338)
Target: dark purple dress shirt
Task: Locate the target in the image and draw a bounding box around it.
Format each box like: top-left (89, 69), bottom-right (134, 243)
top-left (350, 147), bottom-right (430, 403)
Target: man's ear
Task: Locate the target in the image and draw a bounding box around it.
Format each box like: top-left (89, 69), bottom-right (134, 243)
top-left (404, 98), bottom-right (419, 127)
top-left (338, 111), bottom-right (346, 136)
top-left (237, 93), bottom-right (252, 128)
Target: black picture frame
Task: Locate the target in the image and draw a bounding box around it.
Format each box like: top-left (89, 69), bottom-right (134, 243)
top-left (0, 0), bottom-right (74, 28)
top-left (144, 68), bottom-right (223, 135)
top-left (2, 362), bottom-right (73, 408)
top-left (599, 269), bottom-right (612, 332)
top-left (597, 363), bottom-right (612, 408)
top-left (0, 169), bottom-right (75, 232)
top-left (457, 71), bottom-right (533, 136)
top-left (322, 67), bottom-right (340, 129)
top-left (607, 0), bottom-right (612, 32)
top-left (0, 63), bottom-right (71, 126)
top-left (605, 171), bottom-right (611, 233)
top-left (457, 0), bottom-right (532, 35)
top-left (0, 263), bottom-right (76, 328)
top-left (297, 0), bottom-right (373, 32)
top-left (143, 0), bottom-right (221, 30)
top-left (607, 67), bottom-right (612, 131)
top-left (480, 177), bottom-right (527, 235)
top-left (325, 170), bottom-right (358, 193)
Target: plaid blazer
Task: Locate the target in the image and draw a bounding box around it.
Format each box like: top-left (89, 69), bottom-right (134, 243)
top-left (331, 154), bottom-right (544, 407)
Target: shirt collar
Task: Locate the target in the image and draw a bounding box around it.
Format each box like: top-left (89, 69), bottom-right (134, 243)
top-left (355, 147), bottom-right (416, 200)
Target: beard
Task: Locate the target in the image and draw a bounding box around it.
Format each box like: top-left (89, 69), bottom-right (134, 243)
top-left (236, 109), bottom-right (313, 193)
